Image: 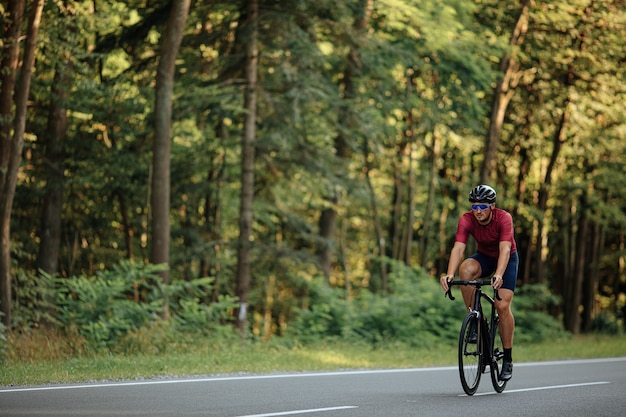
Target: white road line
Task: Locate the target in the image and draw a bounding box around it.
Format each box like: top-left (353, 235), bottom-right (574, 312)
top-left (235, 406), bottom-right (358, 417)
top-left (1, 368), bottom-right (455, 393)
top-left (1, 357), bottom-right (624, 393)
top-left (468, 381), bottom-right (611, 396)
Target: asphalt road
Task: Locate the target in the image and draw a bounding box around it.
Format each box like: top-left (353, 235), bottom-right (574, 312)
top-left (1, 357), bottom-right (625, 417)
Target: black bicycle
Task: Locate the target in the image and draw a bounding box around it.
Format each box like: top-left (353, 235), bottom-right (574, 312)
top-left (445, 278), bottom-right (507, 395)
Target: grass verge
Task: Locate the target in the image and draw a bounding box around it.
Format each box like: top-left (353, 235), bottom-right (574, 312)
top-left (1, 333), bottom-right (624, 387)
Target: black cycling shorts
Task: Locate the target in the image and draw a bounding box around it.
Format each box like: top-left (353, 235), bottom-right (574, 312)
top-left (469, 251), bottom-right (519, 292)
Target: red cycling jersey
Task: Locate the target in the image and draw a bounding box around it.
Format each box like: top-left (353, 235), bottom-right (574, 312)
top-left (454, 208), bottom-right (517, 258)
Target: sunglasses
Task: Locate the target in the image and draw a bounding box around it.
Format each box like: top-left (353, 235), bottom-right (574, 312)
top-left (471, 203), bottom-right (491, 211)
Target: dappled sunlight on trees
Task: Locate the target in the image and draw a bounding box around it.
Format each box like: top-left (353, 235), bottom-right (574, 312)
top-left (1, 0), bottom-right (624, 341)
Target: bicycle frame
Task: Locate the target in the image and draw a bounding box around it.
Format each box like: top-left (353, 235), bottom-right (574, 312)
top-left (473, 282), bottom-right (498, 364)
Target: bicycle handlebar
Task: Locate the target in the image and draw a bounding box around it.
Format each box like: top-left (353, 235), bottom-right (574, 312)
top-left (444, 279), bottom-right (502, 301)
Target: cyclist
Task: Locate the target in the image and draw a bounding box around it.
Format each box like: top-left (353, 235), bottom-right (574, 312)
top-left (440, 184), bottom-right (518, 381)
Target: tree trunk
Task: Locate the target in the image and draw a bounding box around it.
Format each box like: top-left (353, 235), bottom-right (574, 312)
top-left (0, 0), bottom-right (44, 327)
top-left (319, 0), bottom-right (373, 281)
top-left (404, 140), bottom-right (415, 266)
top-left (318, 205), bottom-right (338, 281)
top-left (204, 121), bottom-right (226, 301)
top-left (536, 94), bottom-right (569, 281)
top-left (235, 0), bottom-right (259, 334)
top-left (0, 0), bottom-right (25, 328)
top-left (114, 190), bottom-right (135, 260)
top-left (389, 143), bottom-right (407, 263)
top-left (614, 229), bottom-right (626, 324)
top-left (420, 130), bottom-right (439, 268)
top-left (552, 197), bottom-right (572, 315)
top-left (582, 222), bottom-right (602, 332)
top-left (37, 63), bottom-right (71, 274)
top-left (480, 0), bottom-right (530, 184)
top-left (401, 69), bottom-right (415, 267)
top-left (364, 146), bottom-right (387, 292)
top-left (512, 95), bottom-right (535, 285)
top-left (150, 0), bottom-right (191, 319)
top-left (0, 0), bottom-right (24, 172)
top-left (565, 199), bottom-right (589, 333)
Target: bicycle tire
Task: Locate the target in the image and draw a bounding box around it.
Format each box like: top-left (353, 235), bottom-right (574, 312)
top-left (458, 313), bottom-right (482, 395)
top-left (489, 315), bottom-right (507, 393)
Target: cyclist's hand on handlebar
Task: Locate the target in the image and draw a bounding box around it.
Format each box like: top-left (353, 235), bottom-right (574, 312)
top-left (492, 274), bottom-right (503, 290)
top-left (440, 274), bottom-right (453, 292)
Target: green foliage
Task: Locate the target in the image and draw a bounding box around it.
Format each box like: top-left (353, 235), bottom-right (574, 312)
top-left (347, 264), bottom-right (461, 347)
top-left (11, 269), bottom-right (59, 329)
top-left (50, 261), bottom-right (237, 350)
top-left (290, 263), bottom-right (567, 347)
top-left (289, 262), bottom-right (463, 347)
top-left (589, 313), bottom-right (623, 335)
top-left (0, 315), bottom-right (5, 364)
top-left (288, 278), bottom-right (349, 341)
top-left (512, 284), bottom-right (565, 343)
top-left (53, 263), bottom-right (162, 349)
top-left (172, 294), bottom-right (239, 333)
top-left (5, 0), bottom-right (626, 342)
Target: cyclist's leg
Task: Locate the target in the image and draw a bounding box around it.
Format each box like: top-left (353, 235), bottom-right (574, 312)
top-left (495, 288), bottom-right (514, 381)
top-left (458, 258), bottom-right (481, 309)
top-left (495, 289), bottom-right (514, 348)
top-left (496, 252), bottom-right (519, 349)
top-left (495, 252), bottom-right (518, 381)
top-left (460, 253), bottom-right (494, 310)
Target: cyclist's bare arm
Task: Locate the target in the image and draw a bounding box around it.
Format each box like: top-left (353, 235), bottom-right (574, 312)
top-left (441, 241), bottom-right (466, 292)
top-left (492, 241), bottom-right (511, 290)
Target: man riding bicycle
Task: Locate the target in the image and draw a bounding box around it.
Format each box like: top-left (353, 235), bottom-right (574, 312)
top-left (440, 184), bottom-right (518, 381)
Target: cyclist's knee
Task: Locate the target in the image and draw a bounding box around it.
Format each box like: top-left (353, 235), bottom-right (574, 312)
top-left (459, 259), bottom-right (481, 280)
top-left (495, 290), bottom-right (513, 314)
top-left (496, 301), bottom-right (511, 316)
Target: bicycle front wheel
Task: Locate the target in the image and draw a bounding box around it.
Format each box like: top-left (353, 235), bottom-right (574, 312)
top-left (490, 315), bottom-right (507, 393)
top-left (458, 313), bottom-right (482, 395)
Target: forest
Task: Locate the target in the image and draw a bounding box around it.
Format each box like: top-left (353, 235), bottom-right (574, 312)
top-left (0, 0), bottom-right (624, 347)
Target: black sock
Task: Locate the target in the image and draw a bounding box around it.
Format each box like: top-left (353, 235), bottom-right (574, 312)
top-left (504, 348), bottom-right (512, 362)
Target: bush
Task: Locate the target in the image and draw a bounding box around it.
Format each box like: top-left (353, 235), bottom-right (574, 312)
top-left (590, 312), bottom-right (622, 335)
top-left (48, 260), bottom-right (238, 351)
top-left (513, 284), bottom-right (565, 343)
top-left (288, 278), bottom-right (350, 342)
top-left (288, 263), bottom-right (569, 348)
top-left (11, 268), bottom-right (58, 328)
top-left (288, 261), bottom-right (463, 347)
top-left (52, 262), bottom-right (165, 350)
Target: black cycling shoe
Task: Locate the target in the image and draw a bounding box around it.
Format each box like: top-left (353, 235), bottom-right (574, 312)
top-left (499, 361), bottom-right (513, 381)
top-left (466, 320), bottom-right (478, 344)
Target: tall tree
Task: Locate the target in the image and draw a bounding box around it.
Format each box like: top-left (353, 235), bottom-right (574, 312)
top-left (0, 0), bottom-right (25, 326)
top-left (235, 0), bottom-right (259, 333)
top-left (0, 0), bottom-right (45, 327)
top-left (319, 0), bottom-right (374, 282)
top-left (37, 4), bottom-right (78, 275)
top-left (37, 66), bottom-right (69, 275)
top-left (150, 0), bottom-right (191, 318)
top-left (480, 0), bottom-right (530, 184)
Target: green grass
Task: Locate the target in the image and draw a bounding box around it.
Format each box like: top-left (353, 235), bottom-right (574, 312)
top-left (2, 333), bottom-right (624, 387)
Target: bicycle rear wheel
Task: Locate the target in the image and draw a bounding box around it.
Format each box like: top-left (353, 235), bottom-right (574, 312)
top-left (458, 313), bottom-right (482, 395)
top-left (489, 315), bottom-right (507, 393)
